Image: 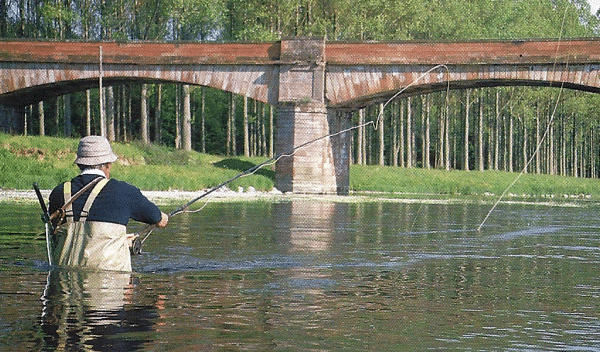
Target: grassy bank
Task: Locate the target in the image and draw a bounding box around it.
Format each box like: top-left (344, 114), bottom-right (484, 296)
top-left (2, 133), bottom-right (600, 199)
top-left (0, 134), bottom-right (275, 192)
top-left (351, 165), bottom-right (599, 199)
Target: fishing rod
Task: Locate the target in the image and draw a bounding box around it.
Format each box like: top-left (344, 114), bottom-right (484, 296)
top-left (33, 182), bottom-right (52, 232)
top-left (133, 129), bottom-right (337, 253)
top-left (132, 64), bottom-right (452, 254)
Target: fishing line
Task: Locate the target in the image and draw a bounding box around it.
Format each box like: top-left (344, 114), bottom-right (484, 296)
top-left (477, 5), bottom-right (570, 231)
top-left (137, 64), bottom-right (451, 245)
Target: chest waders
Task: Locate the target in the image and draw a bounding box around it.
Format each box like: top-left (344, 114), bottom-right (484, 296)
top-left (51, 178), bottom-right (132, 272)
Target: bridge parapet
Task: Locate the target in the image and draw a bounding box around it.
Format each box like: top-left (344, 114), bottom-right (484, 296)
top-left (325, 39), bottom-right (600, 65)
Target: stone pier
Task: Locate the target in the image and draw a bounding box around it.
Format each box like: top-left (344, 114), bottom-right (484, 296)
top-left (275, 38), bottom-right (350, 194)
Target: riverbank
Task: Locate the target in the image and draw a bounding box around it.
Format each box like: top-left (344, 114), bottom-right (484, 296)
top-left (2, 186), bottom-right (594, 210)
top-left (2, 133), bottom-right (600, 201)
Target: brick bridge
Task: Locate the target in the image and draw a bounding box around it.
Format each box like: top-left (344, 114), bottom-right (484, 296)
top-left (1, 38), bottom-right (599, 194)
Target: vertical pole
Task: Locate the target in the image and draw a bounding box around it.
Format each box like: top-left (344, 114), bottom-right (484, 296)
top-left (99, 45), bottom-right (106, 137)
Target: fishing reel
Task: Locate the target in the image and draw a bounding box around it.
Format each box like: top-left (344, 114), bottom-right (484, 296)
top-left (130, 236), bottom-right (143, 255)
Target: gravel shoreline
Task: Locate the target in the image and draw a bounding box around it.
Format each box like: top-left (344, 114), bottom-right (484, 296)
top-left (2, 187), bottom-right (590, 207)
top-left (0, 186), bottom-right (290, 205)
top-left (0, 187), bottom-right (445, 205)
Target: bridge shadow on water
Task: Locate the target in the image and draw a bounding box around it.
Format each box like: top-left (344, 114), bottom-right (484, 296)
top-left (213, 158), bottom-right (275, 181)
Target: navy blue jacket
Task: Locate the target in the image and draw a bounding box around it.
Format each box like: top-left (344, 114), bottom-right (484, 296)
top-left (49, 174), bottom-right (162, 226)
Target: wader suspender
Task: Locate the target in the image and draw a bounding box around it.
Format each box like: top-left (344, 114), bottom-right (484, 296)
top-left (50, 176), bottom-right (104, 234)
top-left (62, 178), bottom-right (109, 226)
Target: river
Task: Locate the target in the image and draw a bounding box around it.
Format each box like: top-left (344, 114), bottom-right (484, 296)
top-left (1, 197), bottom-right (599, 351)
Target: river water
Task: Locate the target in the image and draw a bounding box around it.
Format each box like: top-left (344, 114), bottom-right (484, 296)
top-left (1, 197), bottom-right (599, 351)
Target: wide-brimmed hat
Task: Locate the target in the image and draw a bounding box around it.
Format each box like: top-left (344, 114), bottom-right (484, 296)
top-left (74, 136), bottom-right (118, 166)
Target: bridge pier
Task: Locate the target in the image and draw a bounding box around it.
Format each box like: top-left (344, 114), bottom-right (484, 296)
top-left (275, 102), bottom-right (350, 194)
top-left (274, 38), bottom-right (350, 194)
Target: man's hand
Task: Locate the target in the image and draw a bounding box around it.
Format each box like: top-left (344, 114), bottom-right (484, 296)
top-left (126, 233), bottom-right (138, 248)
top-left (157, 211), bottom-right (169, 228)
top-left (126, 234), bottom-right (143, 255)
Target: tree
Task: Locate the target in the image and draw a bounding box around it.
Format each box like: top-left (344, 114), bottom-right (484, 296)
top-left (141, 84), bottom-right (149, 144)
top-left (378, 103), bottom-right (385, 166)
top-left (182, 84), bottom-right (192, 150)
top-left (38, 101), bottom-right (45, 136)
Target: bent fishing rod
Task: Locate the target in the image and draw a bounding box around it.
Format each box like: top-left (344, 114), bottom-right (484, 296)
top-left (133, 64), bottom-right (452, 254)
top-left (133, 131), bottom-right (335, 253)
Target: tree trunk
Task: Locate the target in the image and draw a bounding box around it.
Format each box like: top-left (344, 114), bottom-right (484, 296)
top-left (155, 84), bottom-right (162, 143)
top-left (561, 115), bottom-right (567, 176)
top-left (494, 91), bottom-right (500, 171)
top-left (478, 93), bottom-right (484, 171)
top-left (85, 90), bottom-right (91, 136)
top-left (243, 96), bottom-right (250, 157)
top-left (182, 85), bottom-right (192, 151)
top-left (399, 100), bottom-right (404, 168)
top-left (227, 93), bottom-right (233, 155)
top-left (358, 108), bottom-right (365, 165)
top-left (24, 105), bottom-right (29, 136)
top-left (99, 46), bottom-right (106, 138)
top-left (201, 87), bottom-right (206, 153)
top-left (591, 129), bottom-right (596, 178)
top-left (115, 86), bottom-right (121, 141)
top-left (269, 105), bottom-right (274, 157)
top-left (535, 103), bottom-right (541, 174)
top-left (64, 94), bottom-right (71, 137)
top-left (175, 85), bottom-right (181, 148)
top-left (548, 114), bottom-right (564, 175)
top-left (127, 85), bottom-right (133, 142)
top-left (55, 97), bottom-right (60, 136)
top-left (122, 86), bottom-right (128, 141)
top-left (107, 87), bottom-right (115, 141)
top-left (437, 96), bottom-right (444, 169)
top-left (424, 95), bottom-right (431, 169)
top-left (406, 97), bottom-right (413, 168)
top-left (508, 106), bottom-right (513, 173)
top-left (141, 84), bottom-right (150, 144)
top-left (522, 115), bottom-right (527, 173)
top-left (261, 104), bottom-right (267, 156)
top-left (464, 89), bottom-right (470, 170)
top-left (444, 99), bottom-right (450, 171)
top-left (392, 101), bottom-right (398, 167)
top-left (572, 113), bottom-right (578, 177)
top-left (378, 103), bottom-right (385, 166)
top-left (38, 101), bottom-right (45, 136)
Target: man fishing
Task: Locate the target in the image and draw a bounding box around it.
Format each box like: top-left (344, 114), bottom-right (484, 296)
top-left (48, 135), bottom-right (168, 272)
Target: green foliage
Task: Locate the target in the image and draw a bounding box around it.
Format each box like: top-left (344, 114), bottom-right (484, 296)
top-left (8, 0), bottom-right (599, 42)
top-left (0, 135), bottom-right (78, 189)
top-left (0, 134), bottom-right (274, 192)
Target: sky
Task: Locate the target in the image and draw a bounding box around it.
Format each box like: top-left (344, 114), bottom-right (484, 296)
top-left (589, 0), bottom-right (600, 14)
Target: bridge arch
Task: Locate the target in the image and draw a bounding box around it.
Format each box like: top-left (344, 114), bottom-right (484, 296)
top-left (325, 63), bottom-right (600, 109)
top-left (0, 62), bottom-right (279, 107)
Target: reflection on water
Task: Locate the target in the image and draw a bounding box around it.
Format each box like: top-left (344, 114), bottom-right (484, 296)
top-left (1, 200), bottom-right (600, 351)
top-left (40, 269), bottom-right (158, 351)
top-left (275, 201), bottom-right (341, 251)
